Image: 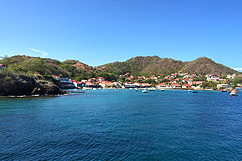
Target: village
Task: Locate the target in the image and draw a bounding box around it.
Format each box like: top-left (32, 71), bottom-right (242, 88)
top-left (52, 72), bottom-right (240, 91)
top-left (1, 60), bottom-right (241, 92)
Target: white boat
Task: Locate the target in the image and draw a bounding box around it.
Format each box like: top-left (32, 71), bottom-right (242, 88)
top-left (148, 87), bottom-right (156, 91)
top-left (160, 89), bottom-right (165, 91)
top-left (230, 90), bottom-right (238, 96)
top-left (142, 89), bottom-right (147, 93)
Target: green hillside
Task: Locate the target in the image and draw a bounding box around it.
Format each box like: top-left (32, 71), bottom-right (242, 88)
top-left (0, 55), bottom-right (117, 81)
top-left (0, 55), bottom-right (90, 79)
top-left (0, 55), bottom-right (240, 81)
top-left (98, 56), bottom-right (240, 76)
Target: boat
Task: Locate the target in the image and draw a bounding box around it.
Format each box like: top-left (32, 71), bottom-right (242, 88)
top-left (192, 90), bottom-right (198, 93)
top-left (148, 87), bottom-right (156, 91)
top-left (230, 90), bottom-right (238, 96)
top-left (160, 89), bottom-right (165, 91)
top-left (142, 89), bottom-right (147, 93)
top-left (221, 89), bottom-right (227, 92)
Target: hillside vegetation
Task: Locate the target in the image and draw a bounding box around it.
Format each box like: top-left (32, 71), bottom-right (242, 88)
top-left (98, 56), bottom-right (240, 77)
top-left (179, 57), bottom-right (238, 76)
top-left (0, 55), bottom-right (240, 82)
top-left (0, 55), bottom-right (117, 81)
top-left (0, 55), bottom-right (93, 79)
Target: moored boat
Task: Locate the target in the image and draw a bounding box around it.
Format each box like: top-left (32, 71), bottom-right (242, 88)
top-left (142, 89), bottom-right (147, 93)
top-left (230, 90), bottom-right (238, 96)
top-left (148, 87), bottom-right (156, 91)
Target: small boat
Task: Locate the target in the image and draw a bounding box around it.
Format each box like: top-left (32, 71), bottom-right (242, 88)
top-left (160, 89), bottom-right (165, 91)
top-left (221, 89), bottom-right (227, 92)
top-left (148, 87), bottom-right (156, 91)
top-left (188, 90), bottom-right (191, 92)
top-left (230, 90), bottom-right (238, 96)
top-left (142, 89), bottom-right (147, 93)
top-left (192, 90), bottom-right (198, 93)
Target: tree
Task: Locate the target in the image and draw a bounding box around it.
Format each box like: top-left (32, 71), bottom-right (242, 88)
top-left (76, 74), bottom-right (86, 81)
top-left (233, 76), bottom-right (242, 84)
top-left (88, 71), bottom-right (96, 79)
top-left (117, 76), bottom-right (125, 83)
top-left (150, 82), bottom-right (156, 87)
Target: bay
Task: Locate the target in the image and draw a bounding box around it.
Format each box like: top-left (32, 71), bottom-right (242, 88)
top-left (0, 89), bottom-right (242, 160)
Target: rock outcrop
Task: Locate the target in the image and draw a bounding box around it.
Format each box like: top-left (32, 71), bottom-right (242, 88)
top-left (0, 73), bottom-right (65, 96)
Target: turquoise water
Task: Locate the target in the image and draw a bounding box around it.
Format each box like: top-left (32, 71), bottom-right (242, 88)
top-left (0, 89), bottom-right (242, 160)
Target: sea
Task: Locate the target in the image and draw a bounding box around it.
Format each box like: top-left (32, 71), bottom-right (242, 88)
top-left (0, 89), bottom-right (242, 160)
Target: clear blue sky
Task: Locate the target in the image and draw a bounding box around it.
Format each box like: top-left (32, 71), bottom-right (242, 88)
top-left (0, 0), bottom-right (242, 71)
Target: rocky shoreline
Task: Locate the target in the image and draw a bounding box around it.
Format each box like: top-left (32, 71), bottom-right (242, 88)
top-left (0, 74), bottom-right (66, 96)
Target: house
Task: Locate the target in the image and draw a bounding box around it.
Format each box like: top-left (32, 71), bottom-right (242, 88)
top-left (133, 82), bottom-right (142, 88)
top-left (206, 74), bottom-right (219, 81)
top-left (52, 75), bottom-right (59, 79)
top-left (157, 83), bottom-right (166, 88)
top-left (100, 81), bottom-right (112, 88)
top-left (73, 81), bottom-right (86, 88)
top-left (58, 78), bottom-right (75, 89)
top-left (227, 74), bottom-right (236, 79)
top-left (217, 84), bottom-right (229, 89)
top-left (0, 64), bottom-right (5, 69)
top-left (88, 78), bottom-right (96, 83)
top-left (142, 83), bottom-right (151, 88)
top-left (124, 82), bottom-right (136, 88)
top-left (171, 83), bottom-right (181, 88)
top-left (97, 77), bottom-right (105, 82)
top-left (86, 82), bottom-right (100, 88)
top-left (182, 84), bottom-right (192, 89)
top-left (112, 82), bottom-right (122, 88)
top-left (192, 81), bottom-right (202, 85)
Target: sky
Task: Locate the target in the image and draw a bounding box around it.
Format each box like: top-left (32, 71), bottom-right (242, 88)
top-left (0, 0), bottom-right (242, 71)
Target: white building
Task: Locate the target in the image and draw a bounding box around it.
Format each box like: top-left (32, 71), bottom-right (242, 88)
top-left (227, 74), bottom-right (236, 79)
top-left (217, 84), bottom-right (229, 89)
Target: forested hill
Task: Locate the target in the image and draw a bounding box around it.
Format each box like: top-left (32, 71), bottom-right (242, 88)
top-left (97, 56), bottom-right (183, 76)
top-left (0, 55), bottom-right (240, 80)
top-left (97, 56), bottom-right (240, 76)
top-left (0, 55), bottom-right (94, 79)
top-left (179, 57), bottom-right (238, 76)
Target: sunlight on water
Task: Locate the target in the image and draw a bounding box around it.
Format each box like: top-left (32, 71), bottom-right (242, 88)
top-left (0, 89), bottom-right (242, 160)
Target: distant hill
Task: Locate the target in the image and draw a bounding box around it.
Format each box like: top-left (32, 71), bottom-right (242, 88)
top-left (178, 57), bottom-right (238, 76)
top-left (97, 56), bottom-right (183, 76)
top-left (97, 56), bottom-right (240, 76)
top-left (0, 55), bottom-right (240, 80)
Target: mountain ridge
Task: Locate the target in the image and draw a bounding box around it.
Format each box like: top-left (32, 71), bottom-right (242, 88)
top-left (0, 55), bottom-right (241, 79)
top-left (97, 56), bottom-right (240, 76)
